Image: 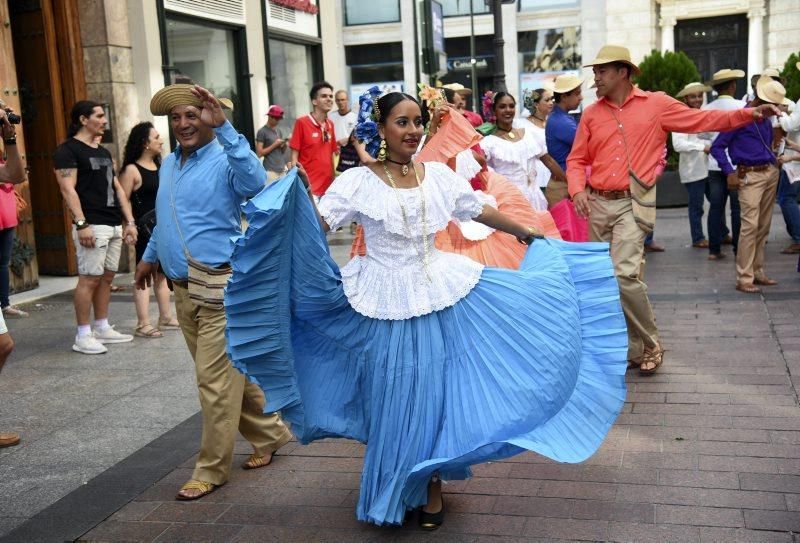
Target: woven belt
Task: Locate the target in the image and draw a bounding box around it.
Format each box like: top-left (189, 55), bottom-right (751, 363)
top-left (737, 163), bottom-right (772, 175)
top-left (591, 187), bottom-right (631, 200)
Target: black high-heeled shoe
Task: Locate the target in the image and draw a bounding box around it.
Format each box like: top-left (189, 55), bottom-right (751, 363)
top-left (418, 475), bottom-right (445, 531)
top-left (418, 496), bottom-right (445, 531)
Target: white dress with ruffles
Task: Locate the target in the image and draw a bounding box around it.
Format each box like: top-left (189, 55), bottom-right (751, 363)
top-left (513, 117), bottom-right (552, 189)
top-left (317, 161), bottom-right (486, 320)
top-left (481, 130), bottom-right (549, 211)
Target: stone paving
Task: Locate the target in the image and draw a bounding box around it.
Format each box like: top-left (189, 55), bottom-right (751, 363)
top-left (2, 209), bottom-right (800, 542)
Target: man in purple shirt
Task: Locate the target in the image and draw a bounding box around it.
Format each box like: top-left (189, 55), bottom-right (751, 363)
top-left (711, 77), bottom-right (787, 293)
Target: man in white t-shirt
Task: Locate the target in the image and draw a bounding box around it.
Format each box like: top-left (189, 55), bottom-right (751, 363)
top-left (328, 90), bottom-right (358, 147)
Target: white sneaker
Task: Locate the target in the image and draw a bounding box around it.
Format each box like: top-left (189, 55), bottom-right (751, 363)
top-left (93, 326), bottom-right (134, 344)
top-left (72, 334), bottom-right (108, 354)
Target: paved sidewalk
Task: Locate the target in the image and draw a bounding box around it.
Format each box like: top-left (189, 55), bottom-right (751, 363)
top-left (3, 210), bottom-right (800, 542)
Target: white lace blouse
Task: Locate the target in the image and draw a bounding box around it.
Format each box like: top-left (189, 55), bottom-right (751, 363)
top-left (481, 130), bottom-right (549, 211)
top-left (513, 117), bottom-right (552, 189)
top-left (318, 162), bottom-right (486, 320)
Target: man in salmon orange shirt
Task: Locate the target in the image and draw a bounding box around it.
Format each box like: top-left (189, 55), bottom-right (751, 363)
top-left (289, 82), bottom-right (338, 199)
top-left (568, 45), bottom-right (779, 375)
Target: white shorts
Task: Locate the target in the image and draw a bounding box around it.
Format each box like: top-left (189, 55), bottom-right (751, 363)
top-left (72, 224), bottom-right (123, 276)
top-left (0, 311), bottom-right (6, 335)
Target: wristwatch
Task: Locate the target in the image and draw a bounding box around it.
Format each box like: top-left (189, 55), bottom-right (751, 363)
top-left (74, 219), bottom-right (89, 230)
top-left (2, 136), bottom-right (16, 146)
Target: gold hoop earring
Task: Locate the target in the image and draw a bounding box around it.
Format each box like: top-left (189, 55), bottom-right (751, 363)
top-left (377, 139), bottom-right (387, 162)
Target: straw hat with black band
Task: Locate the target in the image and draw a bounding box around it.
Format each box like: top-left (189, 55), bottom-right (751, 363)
top-left (552, 74), bottom-right (585, 94)
top-left (675, 82), bottom-right (711, 99)
top-left (440, 83), bottom-right (472, 96)
top-left (705, 69), bottom-right (745, 87)
top-left (150, 83), bottom-right (233, 116)
top-left (583, 44), bottom-right (640, 76)
top-left (756, 75), bottom-right (791, 106)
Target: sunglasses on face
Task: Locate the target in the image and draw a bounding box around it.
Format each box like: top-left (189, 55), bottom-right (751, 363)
top-left (322, 128), bottom-right (330, 142)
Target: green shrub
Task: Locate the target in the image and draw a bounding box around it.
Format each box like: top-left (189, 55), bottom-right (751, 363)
top-left (781, 52), bottom-right (800, 102)
top-left (634, 50), bottom-right (702, 170)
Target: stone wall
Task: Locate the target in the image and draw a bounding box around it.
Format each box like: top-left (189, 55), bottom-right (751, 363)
top-left (605, 0), bottom-right (658, 63)
top-left (767, 0), bottom-right (800, 70)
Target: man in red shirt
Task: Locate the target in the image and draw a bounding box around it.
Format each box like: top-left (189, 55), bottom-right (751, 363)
top-left (289, 82), bottom-right (338, 198)
top-left (568, 45), bottom-right (778, 375)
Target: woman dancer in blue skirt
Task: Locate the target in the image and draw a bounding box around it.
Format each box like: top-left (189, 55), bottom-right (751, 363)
top-left (225, 91), bottom-right (628, 530)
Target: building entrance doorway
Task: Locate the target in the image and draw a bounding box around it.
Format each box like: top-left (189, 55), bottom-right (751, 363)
top-left (676, 14), bottom-right (749, 99)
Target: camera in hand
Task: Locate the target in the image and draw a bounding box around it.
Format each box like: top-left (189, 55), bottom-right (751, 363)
top-left (1, 109), bottom-right (21, 125)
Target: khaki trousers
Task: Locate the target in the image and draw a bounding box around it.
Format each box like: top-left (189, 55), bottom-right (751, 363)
top-left (588, 194), bottom-right (659, 361)
top-left (174, 285), bottom-right (292, 485)
top-left (735, 165), bottom-right (780, 286)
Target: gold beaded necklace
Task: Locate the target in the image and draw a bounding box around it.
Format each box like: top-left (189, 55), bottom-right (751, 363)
top-left (382, 162), bottom-right (432, 282)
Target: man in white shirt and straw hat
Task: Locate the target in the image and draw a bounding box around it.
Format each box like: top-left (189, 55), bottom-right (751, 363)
top-left (700, 68), bottom-right (747, 260)
top-left (673, 82), bottom-right (713, 248)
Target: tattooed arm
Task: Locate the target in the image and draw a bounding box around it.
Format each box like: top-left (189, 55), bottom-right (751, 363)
top-left (55, 167), bottom-right (95, 248)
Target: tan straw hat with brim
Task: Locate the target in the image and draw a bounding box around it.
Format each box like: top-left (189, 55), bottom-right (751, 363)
top-left (552, 74), bottom-right (584, 94)
top-left (705, 68), bottom-right (745, 86)
top-left (762, 67), bottom-right (781, 78)
top-left (676, 82), bottom-right (711, 98)
top-left (797, 61), bottom-right (800, 71)
top-left (756, 76), bottom-right (791, 106)
top-left (583, 45), bottom-right (640, 75)
top-left (150, 84), bottom-right (233, 116)
top-left (440, 83), bottom-right (472, 95)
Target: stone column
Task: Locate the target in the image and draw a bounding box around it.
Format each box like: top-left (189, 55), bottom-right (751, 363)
top-left (660, 15), bottom-right (676, 53)
top-left (79, 0), bottom-right (139, 271)
top-left (501, 0), bottom-right (519, 100)
top-left (747, 4), bottom-right (766, 83)
top-left (401, 0), bottom-right (418, 92)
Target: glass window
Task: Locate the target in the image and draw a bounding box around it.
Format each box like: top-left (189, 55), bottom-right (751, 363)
top-left (268, 38), bottom-right (316, 132)
top-left (346, 43), bottom-right (404, 84)
top-left (518, 27), bottom-right (581, 73)
top-left (345, 0), bottom-right (400, 25)
top-left (165, 16), bottom-right (243, 129)
top-left (519, 0), bottom-right (579, 10)
top-left (440, 0), bottom-right (490, 17)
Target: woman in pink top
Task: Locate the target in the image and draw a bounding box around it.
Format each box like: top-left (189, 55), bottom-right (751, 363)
top-left (0, 149), bottom-right (28, 318)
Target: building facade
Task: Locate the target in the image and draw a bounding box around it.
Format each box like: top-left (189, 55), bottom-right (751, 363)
top-left (0, 0), bottom-right (797, 292)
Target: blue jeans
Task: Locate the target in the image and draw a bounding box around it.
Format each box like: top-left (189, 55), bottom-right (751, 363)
top-left (707, 170), bottom-right (740, 255)
top-left (685, 178), bottom-right (709, 243)
top-left (776, 169), bottom-right (800, 244)
top-left (0, 227), bottom-right (14, 308)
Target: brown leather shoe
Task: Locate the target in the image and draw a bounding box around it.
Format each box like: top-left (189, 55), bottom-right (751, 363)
top-left (0, 432), bottom-right (20, 448)
top-left (708, 252), bottom-right (726, 260)
top-left (780, 243), bottom-right (800, 254)
top-left (754, 276), bottom-right (778, 286)
top-left (722, 235), bottom-right (733, 245)
top-left (644, 243), bottom-right (665, 253)
top-left (736, 283), bottom-right (761, 294)
top-left (692, 239), bottom-right (709, 248)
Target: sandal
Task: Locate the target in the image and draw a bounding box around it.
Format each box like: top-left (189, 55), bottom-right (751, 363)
top-left (754, 277), bottom-right (778, 286)
top-left (158, 317), bottom-right (181, 329)
top-left (242, 452), bottom-right (274, 470)
top-left (134, 324), bottom-right (163, 338)
top-left (736, 283), bottom-right (761, 294)
top-left (110, 285), bottom-right (126, 292)
top-left (639, 345), bottom-right (664, 375)
top-left (176, 479), bottom-right (218, 501)
top-left (708, 252), bottom-right (726, 261)
top-left (692, 240), bottom-right (709, 248)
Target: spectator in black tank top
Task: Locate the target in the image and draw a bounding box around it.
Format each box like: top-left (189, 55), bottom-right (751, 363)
top-left (119, 122), bottom-right (178, 338)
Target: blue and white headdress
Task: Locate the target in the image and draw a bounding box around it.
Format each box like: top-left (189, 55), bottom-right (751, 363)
top-left (355, 85), bottom-right (382, 158)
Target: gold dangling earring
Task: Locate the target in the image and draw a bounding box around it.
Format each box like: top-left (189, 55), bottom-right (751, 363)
top-left (377, 139), bottom-right (387, 162)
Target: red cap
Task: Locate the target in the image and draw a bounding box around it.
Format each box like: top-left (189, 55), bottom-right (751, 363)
top-left (267, 105), bottom-right (284, 118)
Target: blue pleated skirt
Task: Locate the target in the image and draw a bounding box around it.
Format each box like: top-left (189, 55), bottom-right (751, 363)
top-left (225, 171), bottom-right (628, 525)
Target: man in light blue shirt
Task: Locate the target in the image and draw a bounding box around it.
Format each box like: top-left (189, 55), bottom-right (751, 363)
top-left (135, 85), bottom-right (292, 501)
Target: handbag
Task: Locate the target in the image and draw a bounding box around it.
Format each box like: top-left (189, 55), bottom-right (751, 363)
top-left (169, 172), bottom-right (232, 310)
top-left (136, 208), bottom-right (157, 237)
